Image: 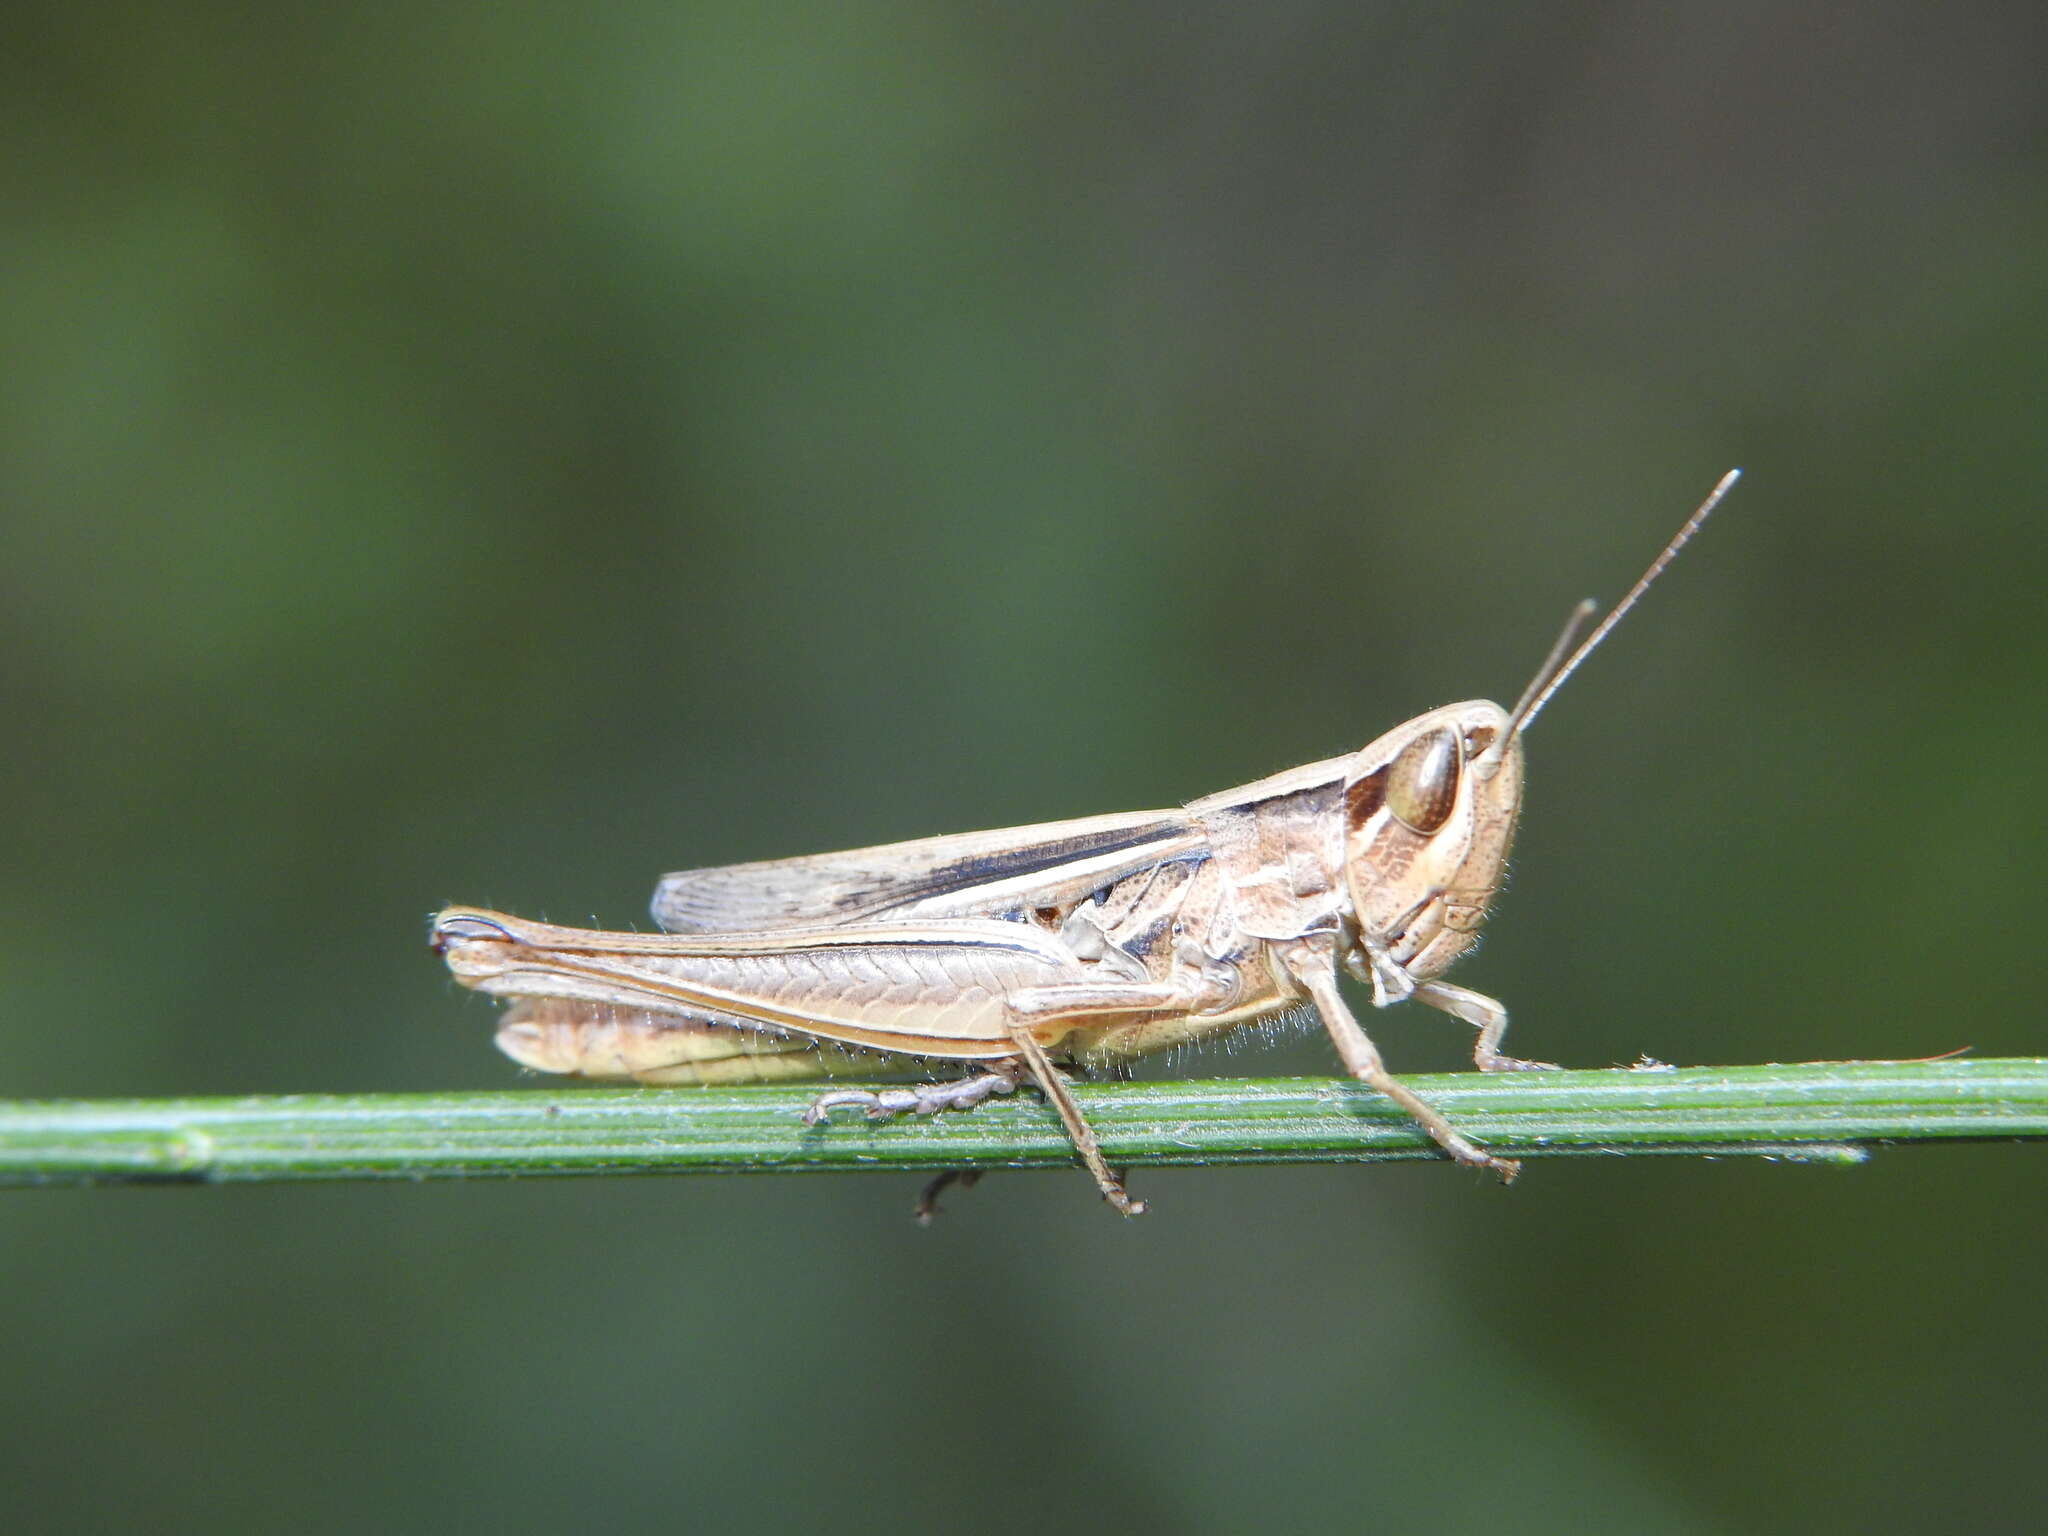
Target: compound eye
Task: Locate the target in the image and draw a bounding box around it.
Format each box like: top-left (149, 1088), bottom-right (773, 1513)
top-left (1386, 726), bottom-right (1460, 834)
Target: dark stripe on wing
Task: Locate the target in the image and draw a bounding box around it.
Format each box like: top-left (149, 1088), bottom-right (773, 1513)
top-left (653, 812), bottom-right (1199, 934)
top-left (867, 822), bottom-right (1194, 913)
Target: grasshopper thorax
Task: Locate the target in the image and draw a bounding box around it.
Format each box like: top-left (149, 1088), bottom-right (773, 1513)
top-left (1340, 701), bottom-right (1521, 984)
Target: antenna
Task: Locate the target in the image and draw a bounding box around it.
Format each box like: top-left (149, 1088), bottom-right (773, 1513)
top-left (1510, 468), bottom-right (1742, 736)
top-left (1506, 597), bottom-right (1598, 730)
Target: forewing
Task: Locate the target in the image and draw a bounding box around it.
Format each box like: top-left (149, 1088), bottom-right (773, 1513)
top-left (651, 809), bottom-right (1202, 933)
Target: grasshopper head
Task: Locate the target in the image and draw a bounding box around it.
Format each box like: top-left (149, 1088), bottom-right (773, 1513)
top-left (1340, 701), bottom-right (1522, 984)
top-left (1333, 467), bottom-right (1742, 992)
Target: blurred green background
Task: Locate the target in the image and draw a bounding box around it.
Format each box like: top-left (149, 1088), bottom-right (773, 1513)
top-left (5, 4), bottom-right (2045, 1532)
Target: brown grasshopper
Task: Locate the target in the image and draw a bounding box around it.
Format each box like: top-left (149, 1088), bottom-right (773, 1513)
top-left (433, 472), bottom-right (1740, 1214)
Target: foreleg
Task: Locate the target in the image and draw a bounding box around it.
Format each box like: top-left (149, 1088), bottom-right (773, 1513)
top-left (1411, 979), bottom-right (1558, 1073)
top-left (1282, 938), bottom-right (1519, 1181)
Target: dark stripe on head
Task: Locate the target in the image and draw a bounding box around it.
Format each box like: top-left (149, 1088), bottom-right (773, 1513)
top-left (1344, 765), bottom-right (1388, 837)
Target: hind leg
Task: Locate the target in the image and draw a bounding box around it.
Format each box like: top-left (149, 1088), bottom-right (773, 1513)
top-left (802, 1062), bottom-right (1026, 1124)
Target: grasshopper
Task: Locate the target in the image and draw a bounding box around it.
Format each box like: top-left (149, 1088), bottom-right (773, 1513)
top-left (434, 472), bottom-right (1740, 1215)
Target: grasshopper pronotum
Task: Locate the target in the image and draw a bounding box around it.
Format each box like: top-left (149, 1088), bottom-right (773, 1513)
top-left (434, 472), bottom-right (1740, 1214)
